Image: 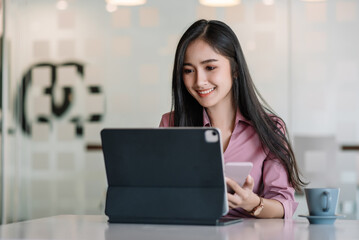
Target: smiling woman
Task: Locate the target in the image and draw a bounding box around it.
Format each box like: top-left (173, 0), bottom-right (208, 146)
top-left (182, 39), bottom-right (233, 112)
top-left (159, 19), bottom-right (306, 219)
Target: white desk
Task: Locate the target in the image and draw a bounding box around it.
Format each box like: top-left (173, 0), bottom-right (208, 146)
top-left (0, 215), bottom-right (359, 240)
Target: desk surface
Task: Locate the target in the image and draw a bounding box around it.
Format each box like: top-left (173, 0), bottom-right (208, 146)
top-left (0, 215), bottom-right (359, 240)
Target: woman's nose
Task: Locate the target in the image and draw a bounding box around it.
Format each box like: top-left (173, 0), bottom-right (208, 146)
top-left (195, 70), bottom-right (208, 87)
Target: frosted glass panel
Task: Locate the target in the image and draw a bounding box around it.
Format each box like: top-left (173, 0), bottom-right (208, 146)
top-left (336, 1), bottom-right (358, 22)
top-left (139, 7), bottom-right (159, 27)
top-left (112, 8), bottom-right (132, 28)
top-left (2, 0), bottom-right (358, 224)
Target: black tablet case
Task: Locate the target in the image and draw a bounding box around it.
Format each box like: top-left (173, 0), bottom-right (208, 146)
top-left (101, 128), bottom-right (227, 225)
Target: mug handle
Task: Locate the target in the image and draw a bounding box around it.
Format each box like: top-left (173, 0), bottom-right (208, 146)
top-left (321, 191), bottom-right (332, 212)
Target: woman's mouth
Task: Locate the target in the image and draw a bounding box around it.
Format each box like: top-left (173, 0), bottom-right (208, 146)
top-left (197, 87), bottom-right (215, 97)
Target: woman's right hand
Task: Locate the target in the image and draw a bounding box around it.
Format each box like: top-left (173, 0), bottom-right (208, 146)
top-left (226, 176), bottom-right (260, 212)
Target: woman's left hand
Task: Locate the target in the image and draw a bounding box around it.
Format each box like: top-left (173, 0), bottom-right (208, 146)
top-left (226, 175), bottom-right (260, 212)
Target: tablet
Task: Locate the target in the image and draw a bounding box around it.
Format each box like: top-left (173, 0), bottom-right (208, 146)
top-left (101, 127), bottom-right (241, 225)
top-left (224, 162), bottom-right (253, 187)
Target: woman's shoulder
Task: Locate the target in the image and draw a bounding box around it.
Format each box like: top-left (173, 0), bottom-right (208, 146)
top-left (159, 111), bottom-right (174, 127)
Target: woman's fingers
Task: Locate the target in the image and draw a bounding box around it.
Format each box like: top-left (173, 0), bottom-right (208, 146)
top-left (227, 193), bottom-right (242, 208)
top-left (226, 177), bottom-right (246, 197)
top-left (242, 175), bottom-right (254, 191)
top-left (226, 175), bottom-right (256, 209)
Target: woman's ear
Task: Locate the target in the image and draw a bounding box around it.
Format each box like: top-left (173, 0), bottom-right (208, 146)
top-left (232, 64), bottom-right (239, 80)
top-left (232, 71), bottom-right (238, 81)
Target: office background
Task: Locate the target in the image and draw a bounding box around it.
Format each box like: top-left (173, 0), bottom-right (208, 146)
top-left (0, 0), bottom-right (358, 223)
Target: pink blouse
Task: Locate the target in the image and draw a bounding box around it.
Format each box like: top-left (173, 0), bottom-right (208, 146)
top-left (159, 110), bottom-right (298, 219)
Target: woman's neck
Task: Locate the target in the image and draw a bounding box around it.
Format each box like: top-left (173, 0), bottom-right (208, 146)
top-left (206, 102), bottom-right (236, 132)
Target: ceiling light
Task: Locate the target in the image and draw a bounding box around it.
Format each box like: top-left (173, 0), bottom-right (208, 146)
top-left (106, 0), bottom-right (146, 6)
top-left (263, 0), bottom-right (274, 5)
top-left (199, 0), bottom-right (240, 7)
top-left (56, 0), bottom-right (68, 10)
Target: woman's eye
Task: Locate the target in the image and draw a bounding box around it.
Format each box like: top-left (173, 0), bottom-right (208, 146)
top-left (206, 66), bottom-right (216, 71)
top-left (183, 69), bottom-right (194, 74)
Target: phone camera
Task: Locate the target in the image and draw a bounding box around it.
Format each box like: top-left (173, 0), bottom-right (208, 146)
top-left (212, 131), bottom-right (217, 136)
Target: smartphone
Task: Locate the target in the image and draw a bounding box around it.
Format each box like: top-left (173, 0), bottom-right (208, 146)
top-left (224, 162), bottom-right (253, 187)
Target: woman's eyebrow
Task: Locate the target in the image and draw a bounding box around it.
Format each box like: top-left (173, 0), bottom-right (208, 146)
top-left (201, 59), bottom-right (218, 64)
top-left (183, 59), bottom-right (218, 66)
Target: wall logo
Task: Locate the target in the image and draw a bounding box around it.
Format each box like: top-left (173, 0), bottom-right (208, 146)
top-left (14, 62), bottom-right (104, 137)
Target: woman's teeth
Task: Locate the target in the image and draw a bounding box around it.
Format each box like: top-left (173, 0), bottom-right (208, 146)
top-left (198, 88), bottom-right (215, 94)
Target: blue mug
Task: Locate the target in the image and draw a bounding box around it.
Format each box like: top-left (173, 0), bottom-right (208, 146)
top-left (304, 188), bottom-right (340, 216)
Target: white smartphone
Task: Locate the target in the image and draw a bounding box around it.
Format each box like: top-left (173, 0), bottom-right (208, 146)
top-left (224, 162), bottom-right (253, 187)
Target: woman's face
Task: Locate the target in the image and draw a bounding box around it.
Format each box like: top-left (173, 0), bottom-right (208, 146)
top-left (182, 39), bottom-right (233, 111)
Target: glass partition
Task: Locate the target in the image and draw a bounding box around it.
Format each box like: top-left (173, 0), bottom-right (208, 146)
top-left (1, 0), bottom-right (358, 223)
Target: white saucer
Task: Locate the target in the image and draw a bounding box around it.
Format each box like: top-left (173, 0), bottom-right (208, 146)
top-left (298, 214), bottom-right (345, 224)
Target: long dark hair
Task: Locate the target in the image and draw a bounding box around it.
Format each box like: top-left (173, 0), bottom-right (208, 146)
top-left (170, 19), bottom-right (305, 192)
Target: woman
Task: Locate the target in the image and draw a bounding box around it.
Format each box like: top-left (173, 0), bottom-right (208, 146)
top-left (159, 19), bottom-right (305, 219)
